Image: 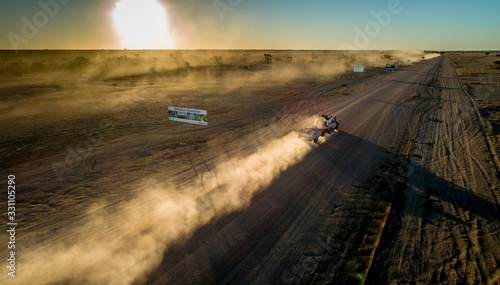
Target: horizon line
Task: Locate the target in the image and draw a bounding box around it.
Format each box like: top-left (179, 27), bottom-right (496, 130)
top-left (0, 48), bottom-right (499, 52)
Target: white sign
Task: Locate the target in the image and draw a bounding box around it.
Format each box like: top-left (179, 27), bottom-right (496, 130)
top-left (169, 106), bottom-right (207, 125)
top-left (353, 65), bottom-right (365, 72)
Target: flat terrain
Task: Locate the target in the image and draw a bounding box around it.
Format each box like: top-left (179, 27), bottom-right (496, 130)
top-left (449, 52), bottom-right (500, 147)
top-left (1, 51), bottom-right (498, 284)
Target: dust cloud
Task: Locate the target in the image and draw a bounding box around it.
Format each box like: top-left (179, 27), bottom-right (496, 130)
top-left (0, 50), bottom-right (431, 124)
top-left (8, 132), bottom-right (318, 284)
top-left (1, 48), bottom-right (429, 284)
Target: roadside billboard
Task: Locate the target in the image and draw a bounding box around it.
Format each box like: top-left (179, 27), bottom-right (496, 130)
top-left (168, 106), bottom-right (208, 125)
top-left (353, 65), bottom-right (365, 72)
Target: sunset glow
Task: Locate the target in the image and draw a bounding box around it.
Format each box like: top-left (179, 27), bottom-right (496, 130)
top-left (112, 0), bottom-right (174, 49)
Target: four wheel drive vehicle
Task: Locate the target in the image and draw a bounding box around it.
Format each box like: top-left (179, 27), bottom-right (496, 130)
top-left (314, 115), bottom-right (340, 136)
top-left (299, 115), bottom-right (340, 144)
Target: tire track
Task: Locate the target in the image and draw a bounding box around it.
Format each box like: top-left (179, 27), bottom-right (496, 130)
top-left (369, 56), bottom-right (500, 284)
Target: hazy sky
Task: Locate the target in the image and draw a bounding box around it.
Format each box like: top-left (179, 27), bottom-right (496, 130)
top-left (1, 0), bottom-right (499, 50)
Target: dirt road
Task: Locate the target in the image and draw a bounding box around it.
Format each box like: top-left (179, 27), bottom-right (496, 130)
top-left (2, 54), bottom-right (498, 284)
top-left (368, 57), bottom-right (500, 285)
top-left (145, 56), bottom-right (499, 284)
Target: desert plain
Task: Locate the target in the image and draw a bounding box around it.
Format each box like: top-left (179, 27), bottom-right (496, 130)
top-left (1, 49), bottom-right (499, 284)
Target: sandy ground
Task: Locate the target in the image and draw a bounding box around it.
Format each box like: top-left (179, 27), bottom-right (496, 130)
top-left (449, 52), bottom-right (500, 149)
top-left (368, 56), bottom-right (500, 285)
top-left (1, 51), bottom-right (498, 284)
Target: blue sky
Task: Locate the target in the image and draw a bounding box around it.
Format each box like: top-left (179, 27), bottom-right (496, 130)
top-left (1, 0), bottom-right (499, 50)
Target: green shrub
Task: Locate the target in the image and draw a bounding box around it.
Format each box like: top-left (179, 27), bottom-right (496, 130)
top-left (68, 56), bottom-right (90, 71)
top-left (8, 60), bottom-right (26, 76)
top-left (489, 60), bottom-right (500, 69)
top-left (264, 53), bottom-right (273, 64)
top-left (213, 56), bottom-right (222, 65)
top-left (381, 54), bottom-right (392, 60)
top-left (32, 61), bottom-right (47, 72)
top-left (0, 56), bottom-right (8, 70)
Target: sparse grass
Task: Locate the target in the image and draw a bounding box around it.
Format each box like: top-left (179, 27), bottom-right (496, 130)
top-left (68, 56), bottom-right (90, 71)
top-left (478, 100), bottom-right (500, 142)
top-left (462, 80), bottom-right (489, 85)
top-left (451, 52), bottom-right (500, 150)
top-left (456, 68), bottom-right (493, 76)
top-left (326, 87), bottom-right (352, 96)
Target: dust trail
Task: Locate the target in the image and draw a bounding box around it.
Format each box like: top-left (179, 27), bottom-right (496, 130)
top-left (7, 132), bottom-right (317, 284)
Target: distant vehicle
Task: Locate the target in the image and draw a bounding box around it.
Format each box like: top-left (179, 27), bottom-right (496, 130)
top-left (298, 115), bottom-right (340, 143)
top-left (341, 83), bottom-right (347, 87)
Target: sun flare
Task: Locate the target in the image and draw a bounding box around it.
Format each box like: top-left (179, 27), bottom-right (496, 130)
top-left (112, 0), bottom-right (174, 49)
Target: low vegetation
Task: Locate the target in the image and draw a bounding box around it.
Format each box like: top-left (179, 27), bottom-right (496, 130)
top-left (489, 60), bottom-right (500, 69)
top-left (68, 56), bottom-right (91, 71)
top-left (263, 53), bottom-right (273, 64)
top-left (381, 54), bottom-right (392, 60)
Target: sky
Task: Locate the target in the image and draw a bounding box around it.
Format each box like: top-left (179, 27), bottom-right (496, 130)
top-left (0, 0), bottom-right (499, 50)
